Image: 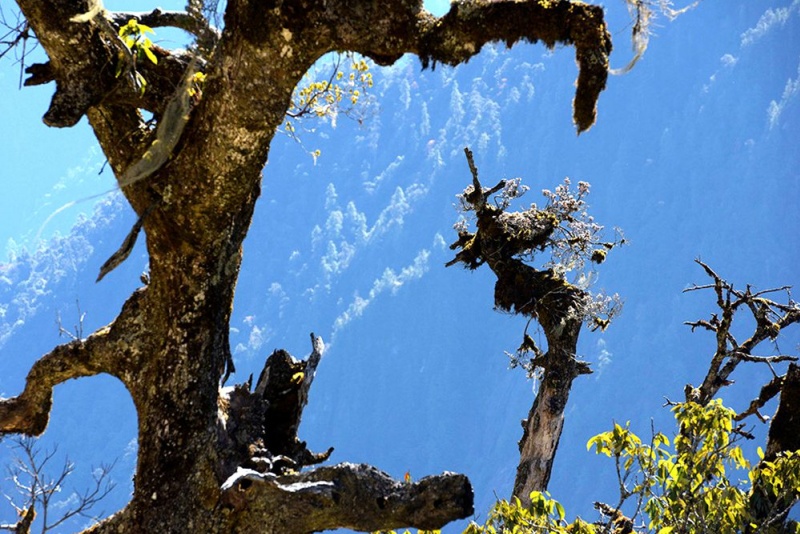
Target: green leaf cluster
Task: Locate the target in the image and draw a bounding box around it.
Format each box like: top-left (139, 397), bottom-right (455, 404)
top-left (464, 492), bottom-right (597, 534)
top-left (372, 530), bottom-right (440, 534)
top-left (471, 400), bottom-right (800, 533)
top-left (116, 19), bottom-right (158, 94)
top-left (289, 57), bottom-right (371, 116)
top-left (119, 19), bottom-right (158, 65)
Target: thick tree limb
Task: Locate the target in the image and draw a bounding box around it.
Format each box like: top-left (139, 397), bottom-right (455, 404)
top-left (220, 463), bottom-right (473, 533)
top-left (765, 363), bottom-right (800, 460)
top-left (448, 149), bottom-right (591, 504)
top-left (22, 62), bottom-right (53, 86)
top-left (14, 0), bottom-right (124, 127)
top-left (10, 0), bottom-right (614, 531)
top-left (217, 335), bottom-right (472, 532)
top-left (218, 334), bottom-right (332, 482)
top-left (0, 328), bottom-right (113, 436)
top-left (16, 0), bottom-right (613, 251)
top-left (744, 364), bottom-right (800, 530)
top-left (0, 505), bottom-right (35, 534)
top-left (324, 0), bottom-right (610, 133)
top-left (109, 9), bottom-right (217, 41)
top-left (735, 374), bottom-right (784, 423)
top-left (416, 0), bottom-right (610, 132)
top-left (0, 289), bottom-right (145, 436)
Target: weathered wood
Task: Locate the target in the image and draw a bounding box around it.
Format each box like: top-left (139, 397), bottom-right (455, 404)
top-left (448, 148), bottom-right (594, 505)
top-left (2, 1), bottom-right (612, 530)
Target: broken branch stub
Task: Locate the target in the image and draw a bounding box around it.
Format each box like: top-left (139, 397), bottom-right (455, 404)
top-left (217, 334), bottom-right (473, 532)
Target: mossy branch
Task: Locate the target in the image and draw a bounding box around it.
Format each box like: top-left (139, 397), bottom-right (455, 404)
top-left (220, 463), bottom-right (473, 533)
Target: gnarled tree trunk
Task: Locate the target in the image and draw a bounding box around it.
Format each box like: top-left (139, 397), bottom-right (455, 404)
top-left (0, 0), bottom-right (611, 531)
top-left (447, 149), bottom-right (596, 506)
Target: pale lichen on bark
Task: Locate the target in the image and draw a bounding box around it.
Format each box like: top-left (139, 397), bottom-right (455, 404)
top-left (2, 0), bottom-right (614, 530)
top-left (447, 148), bottom-right (602, 504)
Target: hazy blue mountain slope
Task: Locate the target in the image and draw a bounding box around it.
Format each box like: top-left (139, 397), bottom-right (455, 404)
top-left (0, 2), bottom-right (798, 532)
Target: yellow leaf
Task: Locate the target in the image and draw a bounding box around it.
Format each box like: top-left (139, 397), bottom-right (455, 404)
top-left (143, 45), bottom-right (158, 65)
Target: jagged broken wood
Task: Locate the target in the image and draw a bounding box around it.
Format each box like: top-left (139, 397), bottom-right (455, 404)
top-left (4, 0), bottom-right (614, 531)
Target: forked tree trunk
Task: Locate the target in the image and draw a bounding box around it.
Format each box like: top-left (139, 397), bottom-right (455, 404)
top-left (0, 0), bottom-right (612, 531)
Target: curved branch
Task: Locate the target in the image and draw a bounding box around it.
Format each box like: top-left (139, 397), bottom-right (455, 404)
top-left (0, 289), bottom-right (146, 436)
top-left (327, 0), bottom-right (611, 132)
top-left (220, 463), bottom-right (473, 533)
top-left (0, 328), bottom-right (113, 436)
top-left (417, 0), bottom-right (610, 132)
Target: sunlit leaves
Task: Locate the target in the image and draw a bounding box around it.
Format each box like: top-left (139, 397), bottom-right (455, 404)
top-left (189, 71), bottom-right (207, 99)
top-left (119, 19), bottom-right (158, 66)
top-left (285, 55), bottom-right (374, 135)
top-left (372, 530), bottom-right (440, 534)
top-left (116, 19), bottom-right (158, 95)
top-left (476, 400), bottom-right (800, 533)
top-left (465, 493), bottom-right (580, 534)
top-left (281, 55), bottom-right (374, 161)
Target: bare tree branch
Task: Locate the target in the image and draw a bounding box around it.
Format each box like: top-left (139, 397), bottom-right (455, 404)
top-left (684, 259), bottom-right (800, 405)
top-left (1, 438), bottom-right (116, 533)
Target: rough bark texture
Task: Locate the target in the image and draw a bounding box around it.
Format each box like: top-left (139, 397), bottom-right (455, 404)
top-left (766, 364), bottom-right (800, 460)
top-left (1, 0), bottom-right (612, 531)
top-left (447, 149), bottom-right (593, 506)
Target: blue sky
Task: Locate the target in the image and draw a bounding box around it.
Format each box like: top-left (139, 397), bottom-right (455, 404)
top-left (1, 1), bottom-right (799, 532)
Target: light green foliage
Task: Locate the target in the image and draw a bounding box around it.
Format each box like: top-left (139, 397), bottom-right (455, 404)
top-left (189, 71), bottom-right (207, 98)
top-left (115, 19), bottom-right (158, 95)
top-left (464, 492), bottom-right (595, 534)
top-left (641, 401), bottom-right (750, 533)
top-left (292, 57), bottom-right (371, 113)
top-left (750, 449), bottom-right (800, 530)
top-left (119, 19), bottom-right (158, 65)
top-left (470, 400), bottom-right (800, 533)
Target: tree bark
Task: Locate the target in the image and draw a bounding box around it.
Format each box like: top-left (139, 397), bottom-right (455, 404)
top-left (447, 149), bottom-right (594, 506)
top-left (1, 0), bottom-right (612, 531)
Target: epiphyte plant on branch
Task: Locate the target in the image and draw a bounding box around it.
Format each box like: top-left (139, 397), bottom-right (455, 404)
top-left (116, 18), bottom-right (158, 95)
top-left (0, 0), bottom-right (629, 531)
top-left (447, 148), bottom-right (624, 506)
